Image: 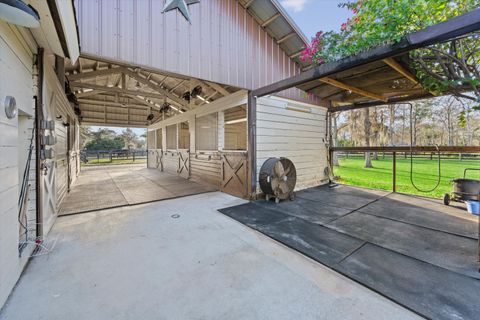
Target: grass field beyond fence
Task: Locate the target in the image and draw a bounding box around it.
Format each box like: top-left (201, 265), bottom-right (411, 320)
top-left (334, 155), bottom-right (480, 199)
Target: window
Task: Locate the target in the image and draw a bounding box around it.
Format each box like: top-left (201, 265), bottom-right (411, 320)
top-left (196, 113), bottom-right (217, 150)
top-left (178, 121), bottom-right (190, 149)
top-left (155, 129), bottom-right (162, 149)
top-left (224, 105), bottom-right (247, 150)
top-left (166, 124), bottom-right (177, 149)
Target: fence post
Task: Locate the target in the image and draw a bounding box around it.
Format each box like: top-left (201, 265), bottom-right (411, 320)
top-left (133, 151), bottom-right (136, 162)
top-left (392, 152), bottom-right (397, 193)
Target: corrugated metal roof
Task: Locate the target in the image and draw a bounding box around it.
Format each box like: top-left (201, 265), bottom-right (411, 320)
top-left (238, 0), bottom-right (309, 68)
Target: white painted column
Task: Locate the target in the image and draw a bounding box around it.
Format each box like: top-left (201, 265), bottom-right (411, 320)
top-left (189, 116), bottom-right (196, 153)
top-left (218, 111), bottom-right (225, 151)
top-left (162, 127), bottom-right (167, 152)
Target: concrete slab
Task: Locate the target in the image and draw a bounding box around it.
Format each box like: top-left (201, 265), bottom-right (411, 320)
top-left (59, 165), bottom-right (214, 215)
top-left (0, 193), bottom-right (419, 320)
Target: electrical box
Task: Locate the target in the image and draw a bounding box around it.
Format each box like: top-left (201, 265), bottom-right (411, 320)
top-left (41, 148), bottom-right (55, 160)
top-left (41, 135), bottom-right (56, 146)
top-left (40, 120), bottom-right (55, 130)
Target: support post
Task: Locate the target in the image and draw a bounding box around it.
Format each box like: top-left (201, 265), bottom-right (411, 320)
top-left (35, 48), bottom-right (44, 238)
top-left (392, 152), bottom-right (397, 193)
top-left (247, 92), bottom-right (257, 199)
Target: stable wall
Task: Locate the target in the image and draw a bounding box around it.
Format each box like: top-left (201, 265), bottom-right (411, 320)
top-left (74, 0), bottom-right (319, 105)
top-left (0, 21), bottom-right (37, 309)
top-left (256, 96), bottom-right (329, 192)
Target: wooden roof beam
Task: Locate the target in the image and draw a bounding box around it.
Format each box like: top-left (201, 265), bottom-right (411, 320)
top-left (320, 77), bottom-right (388, 102)
top-left (382, 57), bottom-right (419, 85)
top-left (290, 49), bottom-right (304, 59)
top-left (261, 13), bottom-right (281, 28)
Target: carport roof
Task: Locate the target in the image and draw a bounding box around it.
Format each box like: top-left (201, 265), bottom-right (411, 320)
top-left (251, 8), bottom-right (480, 112)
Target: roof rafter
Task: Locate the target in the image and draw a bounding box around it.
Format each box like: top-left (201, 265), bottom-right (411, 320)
top-left (320, 77), bottom-right (388, 102)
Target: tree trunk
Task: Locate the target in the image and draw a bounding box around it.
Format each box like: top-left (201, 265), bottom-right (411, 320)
top-left (389, 105), bottom-right (395, 146)
top-left (364, 108), bottom-right (373, 168)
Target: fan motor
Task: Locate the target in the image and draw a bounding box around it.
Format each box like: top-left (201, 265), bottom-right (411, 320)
top-left (259, 157), bottom-right (297, 203)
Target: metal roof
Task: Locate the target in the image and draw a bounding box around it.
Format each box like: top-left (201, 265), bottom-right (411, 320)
top-left (239, 0), bottom-right (310, 68)
top-left (251, 8), bottom-right (480, 111)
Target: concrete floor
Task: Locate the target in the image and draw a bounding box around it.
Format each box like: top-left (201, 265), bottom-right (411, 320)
top-left (59, 165), bottom-right (216, 215)
top-left (1, 192), bottom-right (419, 320)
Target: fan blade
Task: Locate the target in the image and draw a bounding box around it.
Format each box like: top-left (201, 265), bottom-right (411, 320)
top-left (273, 161), bottom-right (285, 177)
top-left (278, 181), bottom-right (289, 194)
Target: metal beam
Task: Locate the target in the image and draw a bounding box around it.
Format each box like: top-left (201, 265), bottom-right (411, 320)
top-left (205, 81), bottom-right (230, 96)
top-left (320, 77), bottom-right (388, 102)
top-left (328, 92), bottom-right (432, 113)
top-left (77, 98), bottom-right (149, 109)
top-left (276, 32), bottom-right (296, 44)
top-left (261, 13), bottom-right (281, 28)
top-left (76, 90), bottom-right (107, 98)
top-left (123, 69), bottom-right (186, 107)
top-left (247, 92), bottom-right (257, 199)
top-left (251, 8), bottom-right (480, 98)
top-left (67, 67), bottom-right (126, 81)
top-left (70, 81), bottom-right (184, 108)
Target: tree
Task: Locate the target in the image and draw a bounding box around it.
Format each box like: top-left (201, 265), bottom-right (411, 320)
top-left (84, 137), bottom-right (124, 150)
top-left (301, 0), bottom-right (480, 112)
top-left (120, 128), bottom-right (139, 150)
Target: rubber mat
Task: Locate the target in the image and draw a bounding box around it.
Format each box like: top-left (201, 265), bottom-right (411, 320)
top-left (218, 185), bottom-right (480, 320)
top-left (337, 243), bottom-right (480, 320)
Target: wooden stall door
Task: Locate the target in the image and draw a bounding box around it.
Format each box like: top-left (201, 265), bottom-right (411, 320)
top-left (220, 152), bottom-right (248, 198)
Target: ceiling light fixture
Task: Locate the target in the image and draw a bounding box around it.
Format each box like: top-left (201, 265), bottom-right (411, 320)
top-left (0, 0), bottom-right (40, 28)
top-left (225, 118), bottom-right (247, 125)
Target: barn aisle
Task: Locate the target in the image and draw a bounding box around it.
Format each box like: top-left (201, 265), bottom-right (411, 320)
top-left (59, 165), bottom-right (216, 215)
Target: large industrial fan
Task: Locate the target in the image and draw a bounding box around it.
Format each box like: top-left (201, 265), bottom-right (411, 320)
top-left (259, 158), bottom-right (297, 203)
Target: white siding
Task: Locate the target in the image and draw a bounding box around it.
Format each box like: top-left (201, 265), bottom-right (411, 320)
top-left (256, 96), bottom-right (329, 191)
top-left (0, 22), bottom-right (36, 308)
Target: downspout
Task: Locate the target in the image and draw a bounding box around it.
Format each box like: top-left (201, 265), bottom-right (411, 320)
top-left (35, 48), bottom-right (44, 238)
top-left (247, 92), bottom-right (257, 199)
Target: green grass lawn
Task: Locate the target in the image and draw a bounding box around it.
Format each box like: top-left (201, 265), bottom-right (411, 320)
top-left (81, 157), bottom-right (147, 167)
top-left (334, 156), bottom-right (480, 199)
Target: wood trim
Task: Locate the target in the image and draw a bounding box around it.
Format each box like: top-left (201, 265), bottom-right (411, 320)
top-left (320, 77), bottom-right (388, 102)
top-left (382, 57), bottom-right (419, 84)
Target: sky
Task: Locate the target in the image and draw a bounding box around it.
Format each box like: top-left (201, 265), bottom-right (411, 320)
top-left (87, 1), bottom-right (349, 136)
top-left (281, 0), bottom-right (353, 39)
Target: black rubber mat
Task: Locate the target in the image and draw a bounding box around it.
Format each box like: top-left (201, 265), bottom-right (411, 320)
top-left (327, 211), bottom-right (480, 279)
top-left (218, 185), bottom-right (480, 320)
top-left (253, 197), bottom-right (353, 225)
top-left (358, 194), bottom-right (479, 239)
top-left (337, 243), bottom-right (480, 320)
top-left (220, 202), bottom-right (364, 266)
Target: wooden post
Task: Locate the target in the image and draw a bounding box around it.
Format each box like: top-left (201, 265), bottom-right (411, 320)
top-left (392, 152), bottom-right (397, 193)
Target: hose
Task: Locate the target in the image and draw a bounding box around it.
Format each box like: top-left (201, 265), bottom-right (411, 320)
top-left (407, 103), bottom-right (441, 193)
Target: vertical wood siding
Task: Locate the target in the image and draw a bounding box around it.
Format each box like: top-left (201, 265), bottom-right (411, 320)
top-left (256, 96), bottom-right (329, 191)
top-left (74, 0), bottom-right (319, 104)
